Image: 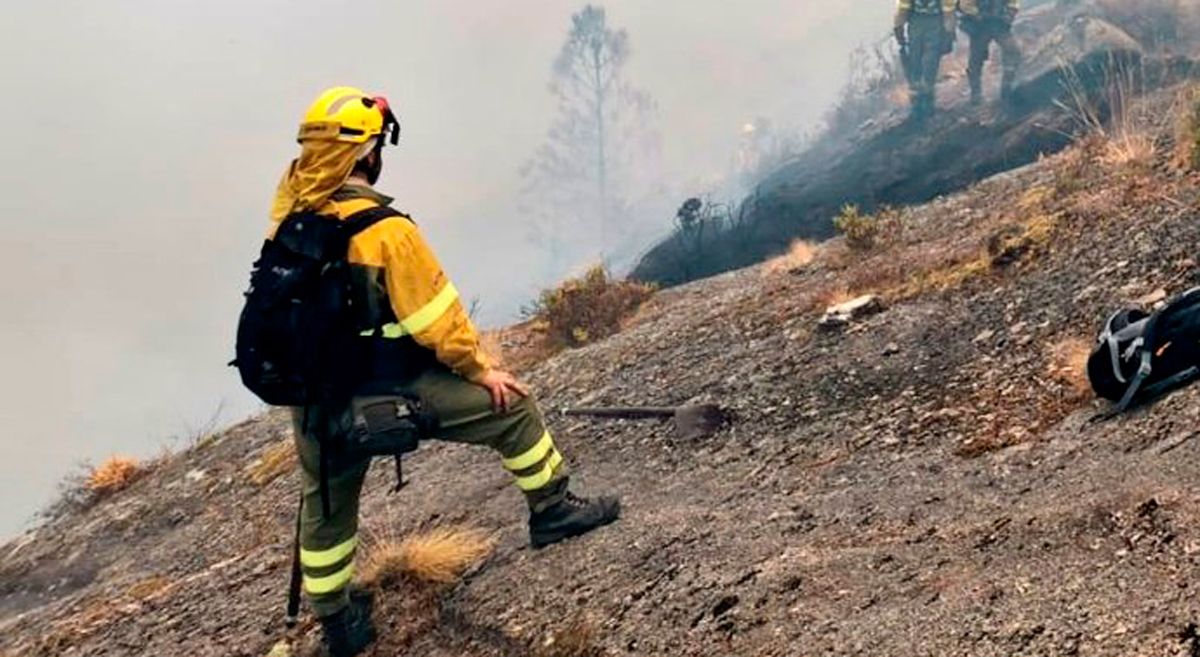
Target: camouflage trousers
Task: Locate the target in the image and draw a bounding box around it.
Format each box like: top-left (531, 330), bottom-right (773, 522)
top-left (291, 367), bottom-right (568, 617)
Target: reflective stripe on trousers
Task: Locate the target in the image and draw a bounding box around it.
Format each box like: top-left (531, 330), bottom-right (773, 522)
top-left (362, 282), bottom-right (460, 339)
top-left (502, 430), bottom-right (565, 492)
top-left (301, 536), bottom-right (357, 596)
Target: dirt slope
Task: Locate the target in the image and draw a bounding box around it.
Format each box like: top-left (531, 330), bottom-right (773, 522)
top-left (4, 88), bottom-right (1200, 657)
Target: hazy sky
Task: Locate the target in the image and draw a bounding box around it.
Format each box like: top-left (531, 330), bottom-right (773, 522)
top-left (0, 0), bottom-right (887, 537)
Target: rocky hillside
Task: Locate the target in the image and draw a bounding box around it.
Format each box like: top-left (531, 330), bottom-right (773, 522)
top-left (4, 79), bottom-right (1200, 657)
top-left (632, 0), bottom-right (1200, 287)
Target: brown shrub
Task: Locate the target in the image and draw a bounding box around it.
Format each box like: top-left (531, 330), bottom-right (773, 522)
top-left (833, 204), bottom-right (901, 252)
top-left (529, 266), bottom-right (655, 349)
top-left (86, 457), bottom-right (143, 497)
top-left (360, 526), bottom-right (496, 588)
top-left (247, 440), bottom-right (296, 487)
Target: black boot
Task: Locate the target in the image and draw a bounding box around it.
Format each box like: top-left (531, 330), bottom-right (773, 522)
top-left (319, 592), bottom-right (376, 657)
top-left (530, 491), bottom-right (620, 549)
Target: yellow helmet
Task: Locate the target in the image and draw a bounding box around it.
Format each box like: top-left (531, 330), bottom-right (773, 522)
top-left (297, 86), bottom-right (400, 146)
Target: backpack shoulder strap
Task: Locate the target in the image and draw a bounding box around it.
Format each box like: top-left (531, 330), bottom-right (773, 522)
top-left (343, 206), bottom-right (408, 236)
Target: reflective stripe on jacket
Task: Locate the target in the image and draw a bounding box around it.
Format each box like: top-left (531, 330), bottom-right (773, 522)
top-left (897, 0), bottom-right (956, 15)
top-left (327, 185), bottom-right (491, 383)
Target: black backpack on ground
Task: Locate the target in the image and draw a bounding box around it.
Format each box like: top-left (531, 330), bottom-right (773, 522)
top-left (1087, 287), bottom-right (1200, 414)
top-left (233, 206), bottom-right (398, 406)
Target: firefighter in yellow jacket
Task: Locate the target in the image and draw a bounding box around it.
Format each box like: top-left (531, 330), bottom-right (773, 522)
top-left (272, 87), bottom-right (620, 657)
top-left (958, 0), bottom-right (1022, 104)
top-left (894, 0), bottom-right (958, 120)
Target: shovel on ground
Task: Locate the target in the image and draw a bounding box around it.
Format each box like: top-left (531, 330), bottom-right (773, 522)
top-left (561, 404), bottom-right (728, 439)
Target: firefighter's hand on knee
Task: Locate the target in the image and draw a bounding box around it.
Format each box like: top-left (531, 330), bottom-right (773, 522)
top-left (476, 369), bottom-right (529, 413)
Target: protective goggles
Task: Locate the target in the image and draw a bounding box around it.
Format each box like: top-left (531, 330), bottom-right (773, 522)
top-left (362, 96), bottom-right (400, 146)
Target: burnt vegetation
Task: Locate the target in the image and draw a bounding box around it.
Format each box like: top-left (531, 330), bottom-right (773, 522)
top-left (632, 0), bottom-right (1200, 289)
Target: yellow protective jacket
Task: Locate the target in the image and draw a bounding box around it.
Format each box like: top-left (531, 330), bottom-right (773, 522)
top-left (269, 145), bottom-right (491, 385)
top-left (958, 0), bottom-right (1019, 18)
top-left (895, 0), bottom-right (956, 26)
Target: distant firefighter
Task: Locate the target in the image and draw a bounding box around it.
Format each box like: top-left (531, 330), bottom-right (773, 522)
top-left (958, 0), bottom-right (1022, 105)
top-left (894, 0), bottom-right (958, 121)
top-left (734, 118), bottom-right (778, 186)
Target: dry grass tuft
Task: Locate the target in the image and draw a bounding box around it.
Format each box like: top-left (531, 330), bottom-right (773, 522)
top-left (534, 617), bottom-right (604, 657)
top-left (763, 239), bottom-right (817, 276)
top-left (248, 440), bottom-right (296, 487)
top-left (528, 265), bottom-right (656, 349)
top-left (86, 457), bottom-right (143, 497)
top-left (1047, 336), bottom-right (1095, 399)
top-left (1057, 55), bottom-right (1158, 173)
top-left (360, 526), bottom-right (496, 588)
top-left (1099, 130), bottom-right (1158, 170)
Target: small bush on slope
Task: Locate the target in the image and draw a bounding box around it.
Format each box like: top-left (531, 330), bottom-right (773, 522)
top-left (1174, 86), bottom-right (1200, 171)
top-left (528, 265), bottom-right (656, 349)
top-left (833, 204), bottom-right (901, 252)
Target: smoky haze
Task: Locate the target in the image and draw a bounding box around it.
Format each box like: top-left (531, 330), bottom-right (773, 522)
top-left (0, 0), bottom-right (888, 537)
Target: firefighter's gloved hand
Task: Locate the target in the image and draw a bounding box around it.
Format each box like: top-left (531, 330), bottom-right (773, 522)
top-left (893, 24), bottom-right (907, 48)
top-left (475, 369), bottom-right (529, 413)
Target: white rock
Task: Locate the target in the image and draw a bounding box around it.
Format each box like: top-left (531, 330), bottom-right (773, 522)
top-left (819, 295), bottom-right (883, 330)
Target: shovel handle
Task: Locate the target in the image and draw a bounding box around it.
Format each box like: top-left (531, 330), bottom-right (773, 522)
top-left (563, 407), bottom-right (678, 420)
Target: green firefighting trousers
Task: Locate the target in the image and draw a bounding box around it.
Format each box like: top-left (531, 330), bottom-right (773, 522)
top-left (964, 18), bottom-right (1021, 99)
top-left (906, 13), bottom-right (952, 113)
top-left (291, 367), bottom-right (569, 617)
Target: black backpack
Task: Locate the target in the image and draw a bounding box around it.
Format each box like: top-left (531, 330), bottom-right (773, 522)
top-left (233, 206), bottom-right (398, 406)
top-left (1087, 287), bottom-right (1200, 413)
top-left (236, 206), bottom-right (437, 626)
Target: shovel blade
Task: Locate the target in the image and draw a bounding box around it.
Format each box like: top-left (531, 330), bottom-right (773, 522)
top-left (674, 404), bottom-right (727, 439)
